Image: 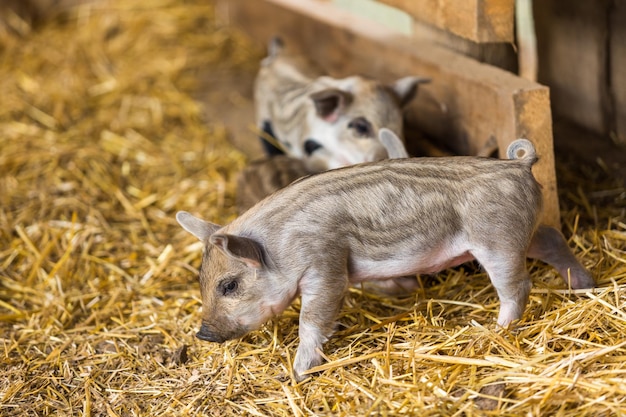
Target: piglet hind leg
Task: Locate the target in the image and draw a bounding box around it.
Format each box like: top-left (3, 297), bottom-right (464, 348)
top-left (473, 249), bottom-right (532, 327)
top-left (293, 269), bottom-right (348, 382)
top-left (527, 225), bottom-right (595, 289)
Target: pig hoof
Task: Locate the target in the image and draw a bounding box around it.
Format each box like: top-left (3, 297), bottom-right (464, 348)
top-left (293, 363), bottom-right (318, 382)
top-left (293, 359), bottom-right (321, 382)
top-left (293, 370), bottom-right (311, 383)
top-left (496, 303), bottom-right (525, 328)
top-left (293, 350), bottom-right (323, 382)
top-left (568, 269), bottom-right (595, 289)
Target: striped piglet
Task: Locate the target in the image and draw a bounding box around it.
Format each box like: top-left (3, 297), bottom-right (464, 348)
top-left (177, 130), bottom-right (593, 381)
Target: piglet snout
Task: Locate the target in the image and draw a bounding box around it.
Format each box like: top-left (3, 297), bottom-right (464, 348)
top-left (196, 324), bottom-right (224, 343)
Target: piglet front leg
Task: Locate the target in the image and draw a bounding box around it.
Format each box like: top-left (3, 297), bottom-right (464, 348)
top-left (527, 225), bottom-right (595, 289)
top-left (293, 266), bottom-right (348, 381)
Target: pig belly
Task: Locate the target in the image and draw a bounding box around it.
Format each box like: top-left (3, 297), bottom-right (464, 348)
top-left (347, 244), bottom-right (475, 282)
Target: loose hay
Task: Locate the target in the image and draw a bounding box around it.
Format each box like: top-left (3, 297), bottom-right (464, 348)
top-left (1, 1), bottom-right (626, 415)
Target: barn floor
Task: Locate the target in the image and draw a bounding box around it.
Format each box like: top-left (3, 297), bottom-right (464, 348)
top-left (1, 1), bottom-right (626, 416)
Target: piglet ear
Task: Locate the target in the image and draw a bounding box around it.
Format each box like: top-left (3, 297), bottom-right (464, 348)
top-left (379, 128), bottom-right (409, 159)
top-left (176, 211), bottom-right (221, 241)
top-left (261, 36), bottom-right (284, 66)
top-left (267, 36), bottom-right (284, 58)
top-left (210, 234), bottom-right (264, 269)
top-left (391, 76), bottom-right (431, 107)
top-left (310, 88), bottom-right (353, 123)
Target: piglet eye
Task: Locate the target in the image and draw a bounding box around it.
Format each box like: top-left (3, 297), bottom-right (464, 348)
top-left (348, 117), bottom-right (373, 137)
top-left (220, 279), bottom-right (239, 296)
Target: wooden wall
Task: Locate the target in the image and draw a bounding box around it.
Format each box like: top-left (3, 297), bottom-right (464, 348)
top-left (534, 0), bottom-right (626, 147)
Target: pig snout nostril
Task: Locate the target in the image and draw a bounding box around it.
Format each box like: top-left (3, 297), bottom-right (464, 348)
top-left (196, 325), bottom-right (222, 343)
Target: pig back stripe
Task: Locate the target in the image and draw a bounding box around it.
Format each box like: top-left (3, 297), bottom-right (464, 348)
top-left (291, 157), bottom-right (534, 192)
top-left (239, 156), bottom-right (538, 227)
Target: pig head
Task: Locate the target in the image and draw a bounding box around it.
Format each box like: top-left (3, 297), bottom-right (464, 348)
top-left (254, 37), bottom-right (429, 171)
top-left (176, 211), bottom-right (298, 344)
top-left (301, 75), bottom-right (425, 171)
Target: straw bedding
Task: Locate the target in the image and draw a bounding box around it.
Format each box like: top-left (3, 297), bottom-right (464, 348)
top-left (1, 1), bottom-right (625, 415)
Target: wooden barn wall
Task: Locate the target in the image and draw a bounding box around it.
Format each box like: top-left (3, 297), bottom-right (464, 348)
top-left (534, 0), bottom-right (626, 146)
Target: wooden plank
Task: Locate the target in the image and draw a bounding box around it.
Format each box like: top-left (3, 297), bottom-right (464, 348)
top-left (377, 0), bottom-right (515, 43)
top-left (410, 19), bottom-right (517, 72)
top-left (218, 0), bottom-right (560, 228)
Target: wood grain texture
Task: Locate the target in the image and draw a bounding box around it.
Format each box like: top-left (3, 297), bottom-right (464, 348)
top-left (411, 19), bottom-right (517, 72)
top-left (378, 0), bottom-right (515, 43)
top-left (218, 0), bottom-right (560, 227)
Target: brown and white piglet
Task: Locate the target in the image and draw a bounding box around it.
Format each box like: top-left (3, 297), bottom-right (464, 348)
top-left (255, 37), bottom-right (429, 171)
top-left (177, 129), bottom-right (593, 381)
